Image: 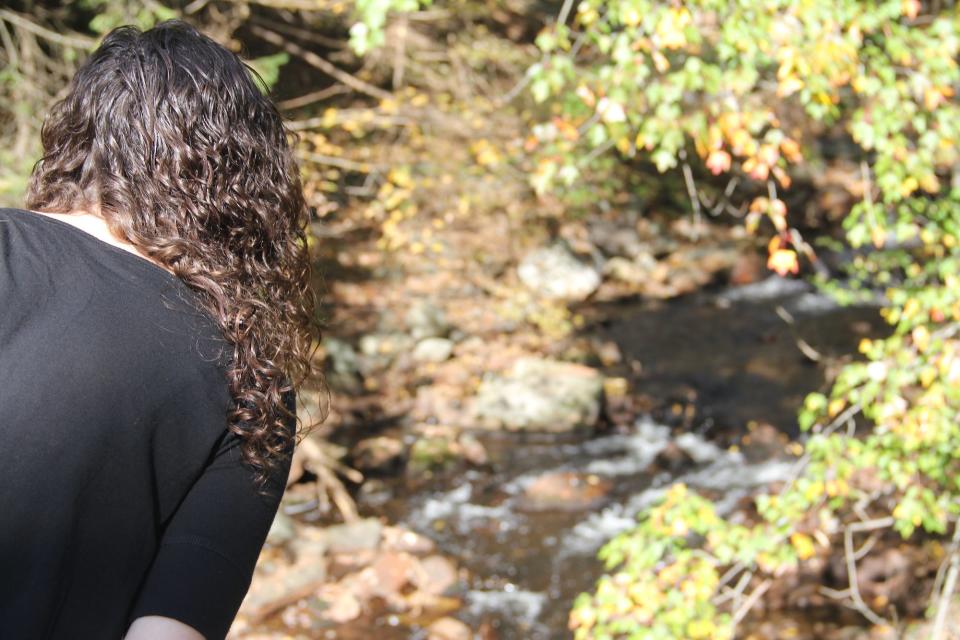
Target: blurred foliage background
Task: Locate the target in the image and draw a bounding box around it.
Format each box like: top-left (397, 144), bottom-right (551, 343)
top-left (3, 1), bottom-right (960, 638)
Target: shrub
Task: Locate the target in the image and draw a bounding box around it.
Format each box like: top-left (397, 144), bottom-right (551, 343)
top-left (521, 0), bottom-right (960, 636)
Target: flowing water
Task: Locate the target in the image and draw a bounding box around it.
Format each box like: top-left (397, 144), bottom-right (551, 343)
top-left (354, 277), bottom-right (888, 639)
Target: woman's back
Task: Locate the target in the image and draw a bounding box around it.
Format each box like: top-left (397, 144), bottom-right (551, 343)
top-left (0, 206), bottom-right (290, 639)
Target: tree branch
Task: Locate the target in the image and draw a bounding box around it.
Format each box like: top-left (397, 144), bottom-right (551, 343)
top-left (0, 10), bottom-right (95, 50)
top-left (250, 25), bottom-right (391, 101)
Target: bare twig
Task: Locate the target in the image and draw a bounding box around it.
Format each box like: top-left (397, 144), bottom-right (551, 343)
top-left (843, 524), bottom-right (889, 626)
top-left (288, 110), bottom-right (415, 131)
top-left (249, 14), bottom-right (347, 50)
top-left (847, 516), bottom-right (895, 533)
top-left (706, 175), bottom-right (740, 216)
top-left (851, 531), bottom-right (882, 562)
top-left (234, 0), bottom-right (333, 9)
top-left (716, 562), bottom-right (747, 592)
top-left (714, 568), bottom-right (752, 607)
top-left (0, 10), bottom-right (95, 50)
top-left (932, 519), bottom-right (960, 640)
top-left (732, 579), bottom-right (771, 626)
top-left (774, 305), bottom-right (823, 362)
top-left (277, 84), bottom-right (350, 110)
top-left (557, 0), bottom-right (576, 26)
top-left (578, 138), bottom-right (616, 166)
top-left (295, 437), bottom-right (361, 521)
top-left (297, 150), bottom-right (386, 172)
top-left (681, 157), bottom-right (703, 240)
top-left (820, 585), bottom-right (852, 599)
top-left (392, 14), bottom-right (408, 89)
top-left (250, 25), bottom-right (391, 100)
top-left (184, 0), bottom-right (211, 14)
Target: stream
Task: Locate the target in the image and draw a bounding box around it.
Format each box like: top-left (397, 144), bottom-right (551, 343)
top-left (354, 277), bottom-right (888, 639)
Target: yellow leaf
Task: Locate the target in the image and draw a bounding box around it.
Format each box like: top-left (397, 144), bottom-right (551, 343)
top-left (791, 533), bottom-right (816, 560)
top-left (828, 398), bottom-right (846, 417)
top-left (871, 225), bottom-right (887, 249)
top-left (657, 8), bottom-right (691, 50)
top-left (652, 50), bottom-right (670, 73)
top-left (899, 176), bottom-right (919, 198)
top-left (778, 75), bottom-right (805, 97)
top-left (687, 619), bottom-right (716, 639)
top-left (321, 107), bottom-right (338, 128)
top-left (919, 173), bottom-right (941, 193)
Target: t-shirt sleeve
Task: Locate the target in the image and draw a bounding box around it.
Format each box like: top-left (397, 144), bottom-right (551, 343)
top-left (128, 391), bottom-right (295, 640)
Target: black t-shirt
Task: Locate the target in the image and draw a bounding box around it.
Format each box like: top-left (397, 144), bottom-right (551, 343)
top-left (0, 207), bottom-right (292, 639)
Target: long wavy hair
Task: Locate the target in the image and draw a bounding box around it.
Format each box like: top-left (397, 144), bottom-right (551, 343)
top-left (25, 19), bottom-right (325, 485)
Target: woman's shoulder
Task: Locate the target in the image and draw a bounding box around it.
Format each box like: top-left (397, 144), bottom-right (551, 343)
top-left (0, 205), bottom-right (231, 385)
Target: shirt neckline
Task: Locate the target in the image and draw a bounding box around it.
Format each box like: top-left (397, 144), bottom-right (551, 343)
top-left (11, 207), bottom-right (182, 284)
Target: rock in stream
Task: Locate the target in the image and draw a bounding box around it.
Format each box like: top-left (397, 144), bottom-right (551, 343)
top-left (469, 357), bottom-right (604, 432)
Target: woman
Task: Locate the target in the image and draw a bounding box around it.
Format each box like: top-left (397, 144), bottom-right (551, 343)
top-left (0, 19), bottom-right (323, 640)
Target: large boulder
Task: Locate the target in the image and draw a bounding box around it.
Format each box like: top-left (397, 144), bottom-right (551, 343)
top-left (518, 242), bottom-right (601, 301)
top-left (469, 357), bottom-right (604, 432)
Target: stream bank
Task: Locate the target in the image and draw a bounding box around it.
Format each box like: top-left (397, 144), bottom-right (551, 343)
top-left (232, 240), bottom-right (891, 638)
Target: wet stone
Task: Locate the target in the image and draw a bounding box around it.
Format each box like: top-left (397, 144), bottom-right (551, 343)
top-left (352, 436), bottom-right (405, 472)
top-left (382, 525), bottom-right (437, 554)
top-left (413, 337), bottom-right (455, 363)
top-left (588, 218), bottom-right (652, 260)
top-left (358, 332), bottom-right (416, 373)
top-left (413, 555), bottom-right (459, 596)
top-left (317, 583), bottom-right (362, 623)
top-left (409, 437), bottom-right (459, 474)
top-left (730, 251), bottom-right (765, 285)
top-left (406, 300), bottom-right (451, 340)
top-left (517, 471), bottom-right (613, 512)
top-left (517, 242), bottom-right (601, 301)
top-left (322, 338), bottom-right (364, 393)
top-left (457, 433), bottom-right (488, 466)
top-left (470, 357), bottom-right (604, 432)
top-left (370, 551), bottom-right (417, 597)
top-left (324, 518), bottom-right (383, 554)
top-left (426, 616), bottom-right (472, 640)
top-left (265, 510), bottom-right (296, 546)
top-left (602, 254), bottom-right (658, 286)
top-left (649, 441), bottom-right (695, 473)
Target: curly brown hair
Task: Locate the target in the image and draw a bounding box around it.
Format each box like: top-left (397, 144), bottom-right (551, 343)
top-left (25, 19), bottom-right (326, 485)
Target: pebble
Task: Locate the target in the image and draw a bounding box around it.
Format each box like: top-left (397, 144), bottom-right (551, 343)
top-left (427, 617), bottom-right (472, 640)
top-left (413, 337), bottom-right (455, 363)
